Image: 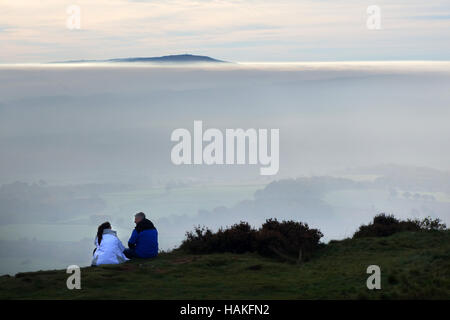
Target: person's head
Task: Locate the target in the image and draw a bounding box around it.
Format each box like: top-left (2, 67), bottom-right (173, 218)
top-left (134, 212), bottom-right (146, 224)
top-left (97, 221), bottom-right (111, 245)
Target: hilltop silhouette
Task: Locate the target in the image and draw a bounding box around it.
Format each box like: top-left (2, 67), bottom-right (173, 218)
top-left (52, 54), bottom-right (228, 64)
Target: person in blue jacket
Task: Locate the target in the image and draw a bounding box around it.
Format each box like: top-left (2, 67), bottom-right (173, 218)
top-left (123, 212), bottom-right (158, 259)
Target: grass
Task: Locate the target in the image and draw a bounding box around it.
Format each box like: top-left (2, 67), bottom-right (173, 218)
top-left (0, 230), bottom-right (449, 299)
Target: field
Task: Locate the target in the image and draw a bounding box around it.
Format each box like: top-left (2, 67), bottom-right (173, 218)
top-left (1, 230), bottom-right (449, 299)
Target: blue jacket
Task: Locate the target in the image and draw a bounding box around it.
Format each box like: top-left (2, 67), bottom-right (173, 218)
top-left (128, 219), bottom-right (158, 258)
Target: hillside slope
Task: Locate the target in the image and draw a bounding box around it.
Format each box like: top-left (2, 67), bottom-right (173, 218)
top-left (1, 230), bottom-right (449, 299)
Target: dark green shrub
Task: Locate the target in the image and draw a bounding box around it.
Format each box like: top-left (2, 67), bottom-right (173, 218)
top-left (353, 213), bottom-right (447, 238)
top-left (179, 222), bottom-right (256, 254)
top-left (180, 219), bottom-right (323, 263)
top-left (179, 225), bottom-right (217, 254)
top-left (373, 214), bottom-right (400, 226)
top-left (256, 219), bottom-right (323, 262)
top-left (216, 221), bottom-right (257, 253)
top-left (412, 216), bottom-right (447, 231)
top-left (353, 213), bottom-right (419, 238)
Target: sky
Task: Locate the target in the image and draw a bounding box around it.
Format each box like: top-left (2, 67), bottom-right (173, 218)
top-left (1, 0), bottom-right (449, 63)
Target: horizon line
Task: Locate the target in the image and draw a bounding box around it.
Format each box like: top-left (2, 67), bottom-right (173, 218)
top-left (1, 60), bottom-right (450, 67)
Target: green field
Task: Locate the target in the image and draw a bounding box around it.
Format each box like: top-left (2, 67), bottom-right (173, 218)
top-left (100, 184), bottom-right (264, 220)
top-left (1, 230), bottom-right (449, 299)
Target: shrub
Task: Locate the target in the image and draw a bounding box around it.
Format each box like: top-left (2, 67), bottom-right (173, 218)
top-left (179, 225), bottom-right (217, 254)
top-left (179, 222), bottom-right (256, 254)
top-left (353, 213), bottom-right (447, 238)
top-left (256, 219), bottom-right (323, 262)
top-left (179, 219), bottom-right (323, 263)
top-left (412, 216), bottom-right (447, 231)
top-left (215, 221), bottom-right (257, 253)
top-left (373, 214), bottom-right (400, 226)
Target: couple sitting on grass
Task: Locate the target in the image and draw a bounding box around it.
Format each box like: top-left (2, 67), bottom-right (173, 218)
top-left (91, 212), bottom-right (158, 266)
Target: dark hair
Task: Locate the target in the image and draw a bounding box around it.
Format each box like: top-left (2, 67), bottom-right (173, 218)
top-left (97, 222), bottom-right (111, 245)
top-left (135, 212), bottom-right (146, 219)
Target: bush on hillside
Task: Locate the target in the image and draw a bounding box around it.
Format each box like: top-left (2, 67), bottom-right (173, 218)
top-left (179, 222), bottom-right (257, 254)
top-left (255, 219), bottom-right (323, 262)
top-left (353, 213), bottom-right (447, 238)
top-left (215, 221), bottom-right (257, 254)
top-left (179, 219), bottom-right (323, 263)
top-left (413, 216), bottom-right (447, 231)
top-left (179, 225), bottom-right (217, 254)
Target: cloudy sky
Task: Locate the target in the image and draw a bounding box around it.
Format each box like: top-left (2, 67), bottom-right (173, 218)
top-left (1, 0), bottom-right (449, 63)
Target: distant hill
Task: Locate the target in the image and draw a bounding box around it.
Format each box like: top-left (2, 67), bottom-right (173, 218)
top-left (1, 230), bottom-right (449, 299)
top-left (52, 54), bottom-right (228, 64)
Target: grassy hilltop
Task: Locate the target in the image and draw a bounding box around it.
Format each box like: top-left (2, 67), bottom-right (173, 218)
top-left (1, 229), bottom-right (449, 299)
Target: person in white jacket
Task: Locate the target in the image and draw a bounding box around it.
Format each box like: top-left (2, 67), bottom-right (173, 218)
top-left (91, 222), bottom-right (129, 266)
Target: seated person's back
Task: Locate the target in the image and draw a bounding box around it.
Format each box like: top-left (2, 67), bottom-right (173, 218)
top-left (127, 214), bottom-right (158, 258)
top-left (92, 222), bottom-right (128, 266)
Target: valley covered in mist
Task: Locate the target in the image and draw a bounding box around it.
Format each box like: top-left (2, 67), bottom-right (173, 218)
top-left (0, 62), bottom-right (449, 275)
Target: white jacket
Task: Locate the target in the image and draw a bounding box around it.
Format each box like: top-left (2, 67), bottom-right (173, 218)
top-left (91, 229), bottom-right (129, 266)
